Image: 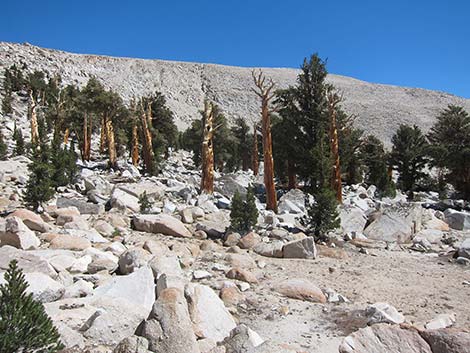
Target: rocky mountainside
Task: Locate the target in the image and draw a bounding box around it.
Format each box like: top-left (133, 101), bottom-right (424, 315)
top-left (1, 41), bottom-right (470, 145)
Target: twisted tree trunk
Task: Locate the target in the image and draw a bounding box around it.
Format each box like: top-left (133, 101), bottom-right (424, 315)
top-left (82, 113), bottom-right (90, 161)
top-left (28, 90), bottom-right (39, 146)
top-left (201, 100), bottom-right (215, 194)
top-left (252, 124), bottom-right (259, 176)
top-left (327, 91), bottom-right (342, 203)
top-left (141, 102), bottom-right (155, 174)
top-left (105, 114), bottom-right (117, 169)
top-left (131, 123), bottom-right (139, 166)
top-left (287, 159), bottom-right (297, 189)
top-left (63, 128), bottom-right (70, 145)
top-left (100, 115), bottom-right (107, 154)
top-left (252, 70), bottom-right (278, 213)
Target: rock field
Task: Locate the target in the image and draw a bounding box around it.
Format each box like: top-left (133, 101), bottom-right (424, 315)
top-left (0, 150), bottom-right (470, 353)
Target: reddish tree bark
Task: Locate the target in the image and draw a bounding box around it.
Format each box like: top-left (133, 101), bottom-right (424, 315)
top-left (140, 101), bottom-right (155, 174)
top-left (287, 159), bottom-right (297, 189)
top-left (252, 70), bottom-right (278, 213)
top-left (28, 90), bottom-right (39, 146)
top-left (252, 123), bottom-right (259, 176)
top-left (201, 100), bottom-right (215, 194)
top-left (327, 89), bottom-right (342, 203)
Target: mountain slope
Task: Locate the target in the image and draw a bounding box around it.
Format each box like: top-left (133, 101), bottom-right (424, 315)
top-left (1, 42), bottom-right (469, 145)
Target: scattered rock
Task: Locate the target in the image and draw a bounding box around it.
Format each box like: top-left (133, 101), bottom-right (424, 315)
top-left (141, 288), bottom-right (200, 353)
top-left (282, 237), bottom-right (317, 259)
top-left (275, 278), bottom-right (326, 303)
top-left (186, 283), bottom-right (237, 342)
top-left (226, 268), bottom-right (258, 284)
top-left (339, 323), bottom-right (432, 353)
top-left (133, 214), bottom-right (192, 238)
top-left (0, 216), bottom-right (41, 249)
top-left (365, 302), bottom-right (405, 325)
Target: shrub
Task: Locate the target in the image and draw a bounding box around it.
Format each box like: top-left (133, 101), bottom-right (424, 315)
top-left (24, 145), bottom-right (55, 211)
top-left (230, 188), bottom-right (259, 232)
top-left (0, 260), bottom-right (64, 352)
top-left (139, 191), bottom-right (152, 214)
top-left (301, 188), bottom-right (340, 241)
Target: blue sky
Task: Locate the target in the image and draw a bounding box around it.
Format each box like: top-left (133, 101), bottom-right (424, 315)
top-left (1, 0), bottom-right (469, 97)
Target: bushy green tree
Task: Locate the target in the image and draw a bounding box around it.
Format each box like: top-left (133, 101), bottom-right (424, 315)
top-left (428, 105), bottom-right (470, 200)
top-left (0, 260), bottom-right (64, 353)
top-left (301, 188), bottom-right (340, 240)
top-left (230, 188), bottom-right (259, 232)
top-left (229, 118), bottom-right (252, 171)
top-left (389, 124), bottom-right (428, 195)
top-left (181, 104), bottom-right (236, 171)
top-left (0, 132), bottom-right (7, 160)
top-left (24, 145), bottom-right (55, 210)
top-left (1, 89), bottom-right (13, 115)
top-left (13, 124), bottom-right (25, 156)
top-left (50, 138), bottom-right (78, 187)
top-left (139, 191), bottom-right (152, 214)
top-left (3, 64), bottom-right (26, 92)
top-left (360, 135), bottom-right (396, 197)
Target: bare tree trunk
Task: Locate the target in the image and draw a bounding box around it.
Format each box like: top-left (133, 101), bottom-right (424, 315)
top-left (100, 115), bottom-right (107, 154)
top-left (28, 90), bottom-right (39, 145)
top-left (105, 114), bottom-right (117, 169)
top-left (252, 124), bottom-right (259, 176)
top-left (63, 128), bottom-right (70, 145)
top-left (261, 102), bottom-right (278, 212)
top-left (82, 113), bottom-right (90, 161)
top-left (287, 159), bottom-right (297, 189)
top-left (201, 100), bottom-right (215, 194)
top-left (141, 102), bottom-right (155, 174)
top-left (327, 90), bottom-right (343, 203)
top-left (131, 123), bottom-right (139, 166)
top-left (252, 70), bottom-right (278, 213)
top-left (86, 115), bottom-right (92, 161)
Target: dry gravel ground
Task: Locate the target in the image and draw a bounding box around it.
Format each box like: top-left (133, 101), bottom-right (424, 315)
top-left (188, 239), bottom-right (470, 353)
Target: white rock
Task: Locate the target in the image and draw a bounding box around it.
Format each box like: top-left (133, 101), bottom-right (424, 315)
top-left (0, 216), bottom-right (41, 249)
top-left (366, 302), bottom-right (405, 325)
top-left (186, 283), bottom-right (237, 343)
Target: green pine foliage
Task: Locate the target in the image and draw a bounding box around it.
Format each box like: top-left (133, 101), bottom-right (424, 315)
top-left (1, 89), bottom-right (13, 115)
top-left (230, 188), bottom-right (259, 232)
top-left (0, 260), bottom-right (64, 353)
top-left (13, 124), bottom-right (25, 156)
top-left (301, 188), bottom-right (340, 240)
top-left (427, 105), bottom-right (470, 200)
top-left (0, 132), bottom-right (7, 160)
top-left (360, 135), bottom-right (396, 198)
top-left (181, 104), bottom-right (238, 171)
top-left (139, 191), bottom-right (152, 214)
top-left (389, 124), bottom-right (428, 195)
top-left (24, 145), bottom-right (55, 210)
top-left (50, 139), bottom-right (78, 188)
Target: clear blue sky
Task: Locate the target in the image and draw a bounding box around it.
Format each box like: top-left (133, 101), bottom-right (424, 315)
top-left (1, 0), bottom-right (469, 97)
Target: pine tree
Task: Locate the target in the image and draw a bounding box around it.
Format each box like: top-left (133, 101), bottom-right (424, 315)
top-left (230, 191), bottom-right (246, 231)
top-left (50, 138), bottom-right (78, 188)
top-left (1, 88), bottom-right (13, 115)
top-left (301, 188), bottom-right (340, 241)
top-left (24, 145), bottom-right (55, 210)
top-left (0, 132), bottom-right (7, 160)
top-left (0, 260), bottom-right (64, 353)
top-left (230, 188), bottom-right (259, 232)
top-left (428, 105), bottom-right (470, 200)
top-left (139, 191), bottom-right (152, 214)
top-left (389, 124), bottom-right (428, 195)
top-left (360, 135), bottom-right (396, 197)
top-left (245, 187), bottom-right (259, 230)
top-left (13, 125), bottom-right (25, 156)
